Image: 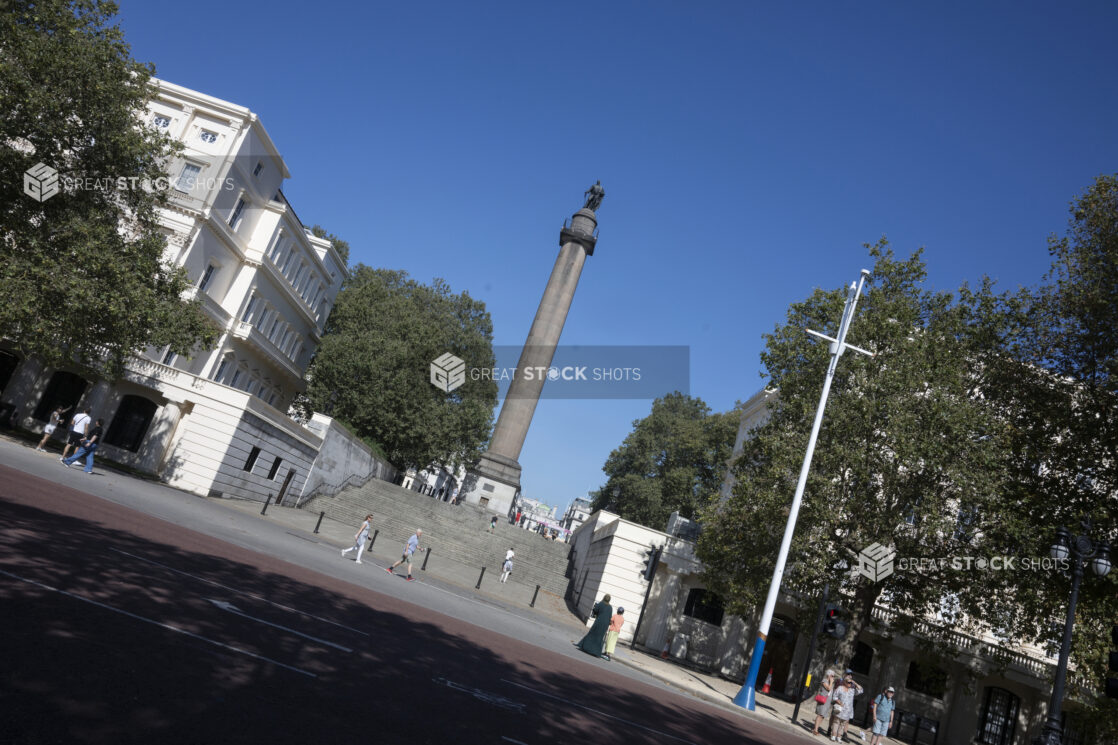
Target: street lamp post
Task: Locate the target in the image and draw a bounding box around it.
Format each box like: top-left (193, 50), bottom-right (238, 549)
top-left (733, 269), bottom-right (875, 710)
top-left (1033, 521), bottom-right (1111, 745)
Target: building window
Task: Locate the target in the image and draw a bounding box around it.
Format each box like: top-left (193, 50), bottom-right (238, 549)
top-left (229, 369), bottom-right (243, 389)
top-left (153, 114), bottom-right (170, 129)
top-left (229, 198), bottom-right (247, 229)
top-left (104, 395), bottom-right (158, 453)
top-left (267, 456), bottom-right (283, 480)
top-left (978, 687), bottom-right (1019, 745)
top-left (850, 642), bottom-right (874, 675)
top-left (198, 263), bottom-right (217, 292)
top-left (281, 250), bottom-right (296, 275)
top-left (240, 295), bottom-right (259, 323)
top-left (200, 130), bottom-right (217, 144)
top-left (683, 588), bottom-right (725, 626)
top-left (213, 358), bottom-right (230, 382)
top-left (293, 263), bottom-right (306, 287)
top-left (268, 392), bottom-right (277, 406)
top-left (161, 347), bottom-right (177, 365)
top-left (175, 163), bottom-right (201, 192)
top-left (255, 307), bottom-right (270, 331)
top-left (268, 234), bottom-right (286, 263)
top-left (32, 371), bottom-right (89, 422)
top-left (253, 161), bottom-right (263, 177)
top-left (243, 446), bottom-right (261, 472)
top-left (905, 660), bottom-right (947, 699)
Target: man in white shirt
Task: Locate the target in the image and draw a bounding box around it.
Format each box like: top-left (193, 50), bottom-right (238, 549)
top-left (60, 407), bottom-right (91, 463)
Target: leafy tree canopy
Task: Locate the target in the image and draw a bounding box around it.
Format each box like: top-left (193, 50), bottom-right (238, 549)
top-left (0, 0), bottom-right (216, 376)
top-left (592, 392), bottom-right (738, 529)
top-left (698, 244), bottom-right (1013, 667)
top-left (300, 265), bottom-right (497, 471)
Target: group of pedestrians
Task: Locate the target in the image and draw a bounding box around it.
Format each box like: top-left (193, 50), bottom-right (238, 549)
top-left (34, 405), bottom-right (103, 475)
top-left (575, 594), bottom-right (625, 661)
top-left (811, 668), bottom-right (895, 742)
top-left (339, 515), bottom-right (424, 582)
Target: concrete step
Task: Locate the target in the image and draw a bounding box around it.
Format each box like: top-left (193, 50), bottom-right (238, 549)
top-left (302, 477), bottom-right (573, 596)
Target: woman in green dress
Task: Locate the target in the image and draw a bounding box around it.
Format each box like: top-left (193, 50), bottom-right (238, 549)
top-left (576, 594), bottom-right (612, 657)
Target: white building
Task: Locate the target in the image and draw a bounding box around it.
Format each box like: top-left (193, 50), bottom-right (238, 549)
top-left (560, 496), bottom-right (593, 533)
top-left (2, 79), bottom-right (387, 503)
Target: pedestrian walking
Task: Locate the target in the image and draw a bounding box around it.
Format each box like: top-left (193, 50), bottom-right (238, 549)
top-left (500, 557), bottom-right (513, 583)
top-left (869, 686), bottom-right (896, 744)
top-left (387, 529), bottom-right (422, 581)
top-left (36, 404), bottom-right (71, 452)
top-left (61, 418), bottom-right (103, 474)
top-left (60, 407), bottom-right (91, 463)
top-left (575, 594), bottom-right (612, 658)
top-left (488, 515), bottom-right (498, 533)
top-left (603, 607), bottom-right (625, 661)
top-left (812, 669), bottom-right (837, 736)
top-left (341, 514), bottom-right (373, 564)
top-left (827, 672), bottom-right (863, 741)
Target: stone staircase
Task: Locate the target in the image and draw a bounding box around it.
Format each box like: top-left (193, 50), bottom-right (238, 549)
top-left (301, 477), bottom-right (573, 596)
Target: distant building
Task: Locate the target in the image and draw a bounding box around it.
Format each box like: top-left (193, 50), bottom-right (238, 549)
top-left (1, 79), bottom-right (389, 502)
top-left (559, 496), bottom-right (593, 533)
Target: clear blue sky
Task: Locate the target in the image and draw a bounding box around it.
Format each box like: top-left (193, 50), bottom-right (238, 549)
top-left (119, 1), bottom-right (1118, 519)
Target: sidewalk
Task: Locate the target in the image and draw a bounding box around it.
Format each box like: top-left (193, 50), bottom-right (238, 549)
top-left (211, 495), bottom-right (903, 745)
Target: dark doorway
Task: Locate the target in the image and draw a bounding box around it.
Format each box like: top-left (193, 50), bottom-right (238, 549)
top-left (32, 371), bottom-right (89, 423)
top-left (105, 395), bottom-right (158, 452)
top-left (757, 614), bottom-right (798, 697)
top-left (0, 351), bottom-right (19, 394)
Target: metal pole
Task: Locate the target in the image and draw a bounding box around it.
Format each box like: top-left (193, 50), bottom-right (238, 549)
top-left (530, 584), bottom-right (540, 608)
top-left (735, 269), bottom-right (872, 711)
top-left (791, 584), bottom-right (829, 726)
top-left (369, 529), bottom-right (379, 549)
top-left (313, 511), bottom-right (325, 534)
top-left (260, 494), bottom-right (273, 515)
top-left (630, 559), bottom-right (659, 650)
top-left (475, 566), bottom-right (486, 589)
top-left (1033, 557), bottom-right (1084, 745)
top-left (422, 548), bottom-right (431, 571)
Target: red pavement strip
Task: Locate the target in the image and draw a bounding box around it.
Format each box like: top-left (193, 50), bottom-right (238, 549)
top-left (0, 463), bottom-right (811, 744)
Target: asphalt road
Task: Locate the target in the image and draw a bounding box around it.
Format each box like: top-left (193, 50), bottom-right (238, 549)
top-left (0, 456), bottom-right (809, 745)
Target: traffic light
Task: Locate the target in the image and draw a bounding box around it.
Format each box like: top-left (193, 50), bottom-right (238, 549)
top-left (642, 546), bottom-right (662, 580)
top-left (823, 604), bottom-right (848, 639)
top-left (1106, 624), bottom-right (1118, 700)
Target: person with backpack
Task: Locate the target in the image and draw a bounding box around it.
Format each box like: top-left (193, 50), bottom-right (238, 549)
top-left (869, 686), bottom-right (896, 744)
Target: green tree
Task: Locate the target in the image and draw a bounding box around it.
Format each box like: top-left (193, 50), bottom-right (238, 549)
top-left (0, 0), bottom-right (216, 376)
top-left (977, 176), bottom-right (1118, 735)
top-left (592, 392), bottom-right (738, 528)
top-left (300, 265), bottom-right (497, 470)
top-left (697, 245), bottom-right (1013, 669)
top-left (310, 224), bottom-right (350, 266)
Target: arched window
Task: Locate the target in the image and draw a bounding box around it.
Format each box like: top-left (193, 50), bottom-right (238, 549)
top-left (105, 395), bottom-right (157, 452)
top-left (978, 687), bottom-right (1019, 745)
top-left (32, 371), bottom-right (89, 421)
top-left (850, 641), bottom-right (875, 675)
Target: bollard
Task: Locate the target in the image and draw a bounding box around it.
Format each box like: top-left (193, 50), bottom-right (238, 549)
top-left (369, 529), bottom-right (379, 550)
top-left (530, 584), bottom-right (540, 608)
top-left (260, 493), bottom-right (273, 515)
top-left (313, 511), bottom-right (325, 534)
top-left (475, 566), bottom-right (486, 589)
top-left (422, 547), bottom-right (431, 571)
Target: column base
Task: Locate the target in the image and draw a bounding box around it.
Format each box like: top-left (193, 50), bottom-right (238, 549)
top-left (463, 452), bottom-right (521, 516)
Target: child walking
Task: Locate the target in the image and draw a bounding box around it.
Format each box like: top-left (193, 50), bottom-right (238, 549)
top-left (341, 514), bottom-right (373, 564)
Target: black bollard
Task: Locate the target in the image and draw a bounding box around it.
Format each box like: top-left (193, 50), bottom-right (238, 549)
top-left (260, 493), bottom-right (273, 515)
top-left (313, 511), bottom-right (325, 534)
top-left (369, 529), bottom-right (379, 549)
top-left (422, 547), bottom-right (431, 571)
top-left (475, 566), bottom-right (486, 589)
top-left (530, 584), bottom-right (540, 608)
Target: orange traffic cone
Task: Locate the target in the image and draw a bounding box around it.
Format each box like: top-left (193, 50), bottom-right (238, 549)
top-left (762, 668), bottom-right (773, 694)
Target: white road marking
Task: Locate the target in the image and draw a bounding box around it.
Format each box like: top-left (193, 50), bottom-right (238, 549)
top-left (0, 568), bottom-right (315, 677)
top-left (432, 677), bottom-right (526, 712)
top-left (208, 599), bottom-right (352, 652)
top-left (499, 678), bottom-right (699, 745)
top-left (500, 738), bottom-right (530, 744)
top-left (110, 547), bottom-right (369, 636)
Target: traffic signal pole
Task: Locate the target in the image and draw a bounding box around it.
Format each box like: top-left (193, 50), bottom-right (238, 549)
top-left (734, 270), bottom-right (873, 711)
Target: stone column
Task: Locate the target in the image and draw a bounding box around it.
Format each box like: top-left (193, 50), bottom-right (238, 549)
top-left (466, 191), bottom-right (601, 514)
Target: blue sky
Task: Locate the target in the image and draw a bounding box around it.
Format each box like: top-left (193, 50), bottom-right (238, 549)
top-left (119, 1), bottom-right (1118, 519)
